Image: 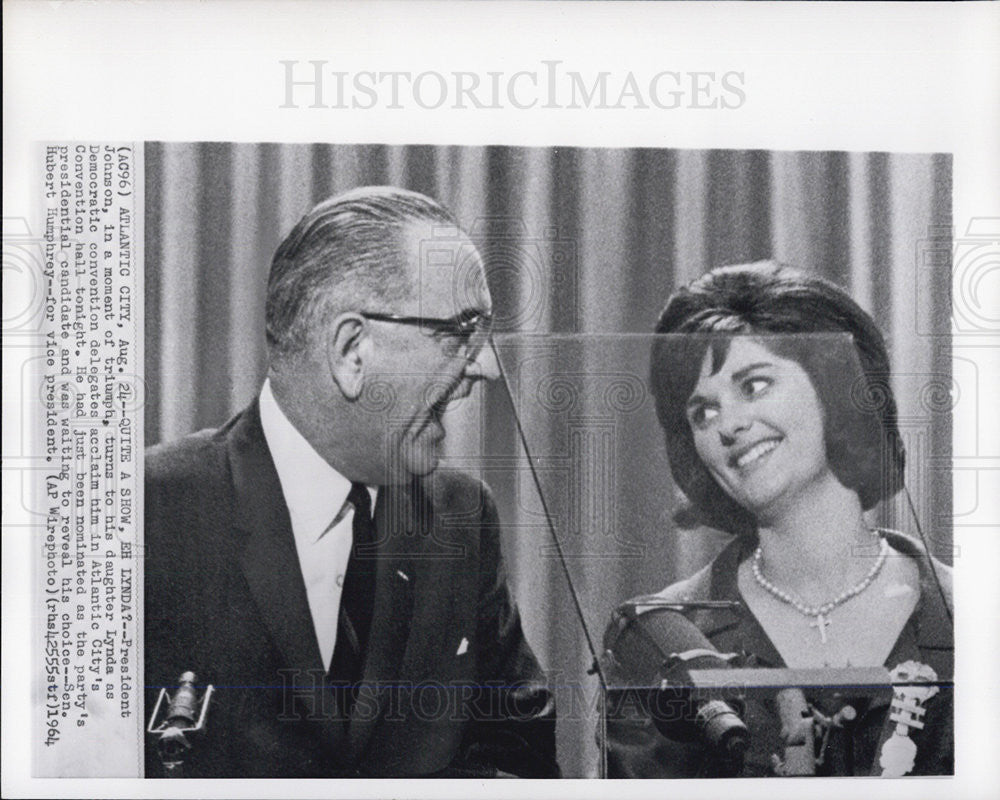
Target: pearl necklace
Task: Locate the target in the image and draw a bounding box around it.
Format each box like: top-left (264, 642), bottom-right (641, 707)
top-left (751, 535), bottom-right (890, 644)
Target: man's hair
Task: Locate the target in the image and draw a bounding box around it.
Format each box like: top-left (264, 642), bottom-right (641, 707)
top-left (266, 186), bottom-right (459, 358)
top-left (650, 261), bottom-right (906, 537)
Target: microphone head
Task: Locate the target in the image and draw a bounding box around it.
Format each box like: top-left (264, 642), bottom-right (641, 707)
top-left (606, 603), bottom-right (748, 768)
top-left (606, 604), bottom-right (731, 685)
top-left (695, 698), bottom-right (750, 756)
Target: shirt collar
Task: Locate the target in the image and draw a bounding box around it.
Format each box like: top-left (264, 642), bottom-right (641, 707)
top-left (259, 379), bottom-right (374, 544)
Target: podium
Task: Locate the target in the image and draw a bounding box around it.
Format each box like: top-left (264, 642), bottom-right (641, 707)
top-left (601, 665), bottom-right (952, 777)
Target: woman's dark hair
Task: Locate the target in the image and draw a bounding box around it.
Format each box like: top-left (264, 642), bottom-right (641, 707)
top-left (650, 261), bottom-right (905, 537)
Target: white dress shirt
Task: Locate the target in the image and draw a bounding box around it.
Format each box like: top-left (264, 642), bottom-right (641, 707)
top-left (258, 379), bottom-right (377, 671)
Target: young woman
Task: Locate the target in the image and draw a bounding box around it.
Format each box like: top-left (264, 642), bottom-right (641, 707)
top-left (603, 262), bottom-right (952, 777)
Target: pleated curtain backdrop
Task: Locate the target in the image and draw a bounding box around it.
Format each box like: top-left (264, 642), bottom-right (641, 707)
top-left (144, 143), bottom-right (951, 776)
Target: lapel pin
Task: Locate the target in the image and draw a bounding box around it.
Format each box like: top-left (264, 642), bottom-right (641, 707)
top-left (396, 569), bottom-right (409, 582)
top-left (456, 637), bottom-right (469, 656)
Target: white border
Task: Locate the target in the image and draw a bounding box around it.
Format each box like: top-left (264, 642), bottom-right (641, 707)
top-left (4, 2), bottom-right (999, 798)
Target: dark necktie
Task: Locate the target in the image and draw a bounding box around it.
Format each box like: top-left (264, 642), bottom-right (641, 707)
top-left (326, 483), bottom-right (377, 714)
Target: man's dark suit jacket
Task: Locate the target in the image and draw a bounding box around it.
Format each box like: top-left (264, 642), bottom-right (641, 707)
top-left (144, 401), bottom-right (558, 778)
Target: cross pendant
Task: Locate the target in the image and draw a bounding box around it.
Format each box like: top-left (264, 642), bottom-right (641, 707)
top-left (810, 614), bottom-right (831, 643)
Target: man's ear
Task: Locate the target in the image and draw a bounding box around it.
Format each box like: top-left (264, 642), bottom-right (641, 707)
top-left (326, 314), bottom-right (368, 400)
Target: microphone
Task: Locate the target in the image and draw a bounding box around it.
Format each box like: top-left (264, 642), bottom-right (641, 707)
top-left (164, 671), bottom-right (201, 727)
top-left (146, 671), bottom-right (214, 776)
top-left (605, 604), bottom-right (749, 774)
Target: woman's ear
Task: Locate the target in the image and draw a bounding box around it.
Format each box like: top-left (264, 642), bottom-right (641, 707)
top-left (326, 314), bottom-right (368, 400)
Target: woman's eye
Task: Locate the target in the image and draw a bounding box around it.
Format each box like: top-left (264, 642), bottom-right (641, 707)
top-left (689, 404), bottom-right (719, 428)
top-left (741, 376), bottom-right (771, 398)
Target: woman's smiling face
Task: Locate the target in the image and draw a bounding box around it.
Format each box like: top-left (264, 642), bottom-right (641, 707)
top-left (685, 337), bottom-right (833, 520)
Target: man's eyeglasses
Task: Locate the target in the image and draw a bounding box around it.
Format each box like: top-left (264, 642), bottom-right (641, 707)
top-left (360, 309), bottom-right (493, 360)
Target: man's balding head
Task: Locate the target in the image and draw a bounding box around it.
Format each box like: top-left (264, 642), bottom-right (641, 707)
top-left (265, 186), bottom-right (459, 361)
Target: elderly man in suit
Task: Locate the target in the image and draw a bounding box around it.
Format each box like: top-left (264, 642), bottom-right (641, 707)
top-left (144, 186), bottom-right (558, 778)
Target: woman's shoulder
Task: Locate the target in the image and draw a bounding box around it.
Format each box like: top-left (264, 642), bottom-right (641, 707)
top-left (645, 536), bottom-right (746, 605)
top-left (604, 539), bottom-right (741, 639)
top-left (650, 560), bottom-right (716, 604)
top-left (607, 560), bottom-right (716, 625)
top-left (880, 528), bottom-right (953, 605)
top-left (604, 539), bottom-right (742, 614)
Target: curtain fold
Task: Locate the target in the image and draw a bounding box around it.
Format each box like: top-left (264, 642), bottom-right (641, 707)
top-left (144, 143), bottom-right (951, 776)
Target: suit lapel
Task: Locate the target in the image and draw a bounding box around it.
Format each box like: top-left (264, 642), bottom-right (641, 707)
top-left (228, 401), bottom-right (352, 752)
top-left (227, 403), bottom-right (432, 764)
top-left (228, 401), bottom-right (326, 679)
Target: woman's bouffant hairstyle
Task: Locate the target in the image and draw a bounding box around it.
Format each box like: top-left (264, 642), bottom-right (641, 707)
top-left (650, 261), bottom-right (906, 537)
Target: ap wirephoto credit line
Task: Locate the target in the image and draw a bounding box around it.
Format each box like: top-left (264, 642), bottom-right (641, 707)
top-left (34, 144), bottom-right (144, 776)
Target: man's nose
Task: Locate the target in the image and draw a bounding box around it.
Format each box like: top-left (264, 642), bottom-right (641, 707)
top-left (464, 340), bottom-right (501, 381)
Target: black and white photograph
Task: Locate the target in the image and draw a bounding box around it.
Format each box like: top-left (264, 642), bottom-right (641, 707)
top-left (140, 143), bottom-right (953, 779)
top-left (3, 2), bottom-right (998, 799)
